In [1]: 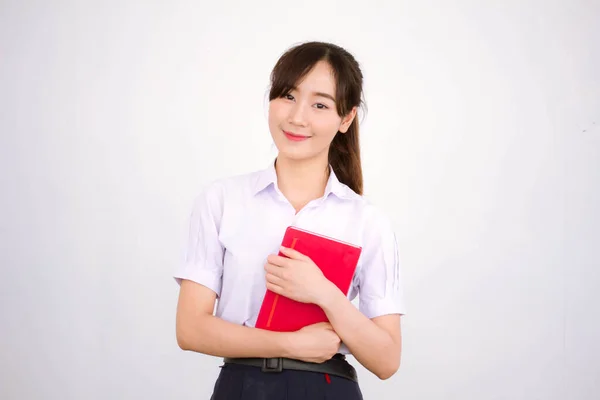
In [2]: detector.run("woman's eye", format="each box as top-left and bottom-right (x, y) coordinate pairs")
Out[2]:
(314, 103), (328, 109)
(284, 94), (294, 101)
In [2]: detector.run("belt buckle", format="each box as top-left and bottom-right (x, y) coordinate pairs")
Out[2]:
(262, 357), (283, 373)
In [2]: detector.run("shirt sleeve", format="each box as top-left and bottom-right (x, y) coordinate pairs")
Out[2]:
(357, 208), (406, 318)
(173, 182), (225, 297)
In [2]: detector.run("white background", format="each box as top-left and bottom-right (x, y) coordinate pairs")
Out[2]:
(1, 1), (599, 399)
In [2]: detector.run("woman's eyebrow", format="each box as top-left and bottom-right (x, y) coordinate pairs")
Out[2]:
(312, 92), (336, 102)
(289, 86), (336, 102)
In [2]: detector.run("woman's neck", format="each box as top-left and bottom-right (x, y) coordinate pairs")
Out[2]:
(274, 156), (330, 212)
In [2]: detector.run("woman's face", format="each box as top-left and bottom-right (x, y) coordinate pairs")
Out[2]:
(268, 61), (355, 163)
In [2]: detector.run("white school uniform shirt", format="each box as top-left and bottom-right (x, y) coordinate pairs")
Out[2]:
(174, 161), (406, 354)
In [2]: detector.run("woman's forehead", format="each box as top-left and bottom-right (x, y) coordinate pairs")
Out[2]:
(293, 61), (336, 96)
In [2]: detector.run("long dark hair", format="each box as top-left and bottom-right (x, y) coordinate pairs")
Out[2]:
(268, 41), (365, 195)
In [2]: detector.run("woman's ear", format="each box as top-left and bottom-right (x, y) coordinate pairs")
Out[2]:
(339, 107), (357, 133)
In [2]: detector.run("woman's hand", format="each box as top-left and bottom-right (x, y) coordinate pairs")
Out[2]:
(288, 322), (341, 363)
(264, 246), (335, 305)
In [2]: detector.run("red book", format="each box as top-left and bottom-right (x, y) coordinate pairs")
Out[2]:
(255, 226), (362, 332)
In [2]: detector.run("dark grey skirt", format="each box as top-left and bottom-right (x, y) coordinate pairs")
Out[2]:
(209, 363), (363, 400)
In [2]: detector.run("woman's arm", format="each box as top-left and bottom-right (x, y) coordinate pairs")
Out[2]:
(176, 279), (341, 362)
(265, 245), (403, 379)
(176, 280), (291, 357)
(317, 285), (401, 380)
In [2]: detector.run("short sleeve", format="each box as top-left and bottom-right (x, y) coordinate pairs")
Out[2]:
(357, 209), (406, 318)
(173, 183), (225, 296)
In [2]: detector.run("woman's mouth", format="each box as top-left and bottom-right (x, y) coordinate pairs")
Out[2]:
(283, 130), (310, 142)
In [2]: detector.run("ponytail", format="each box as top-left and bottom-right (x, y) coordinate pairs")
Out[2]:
(328, 118), (363, 195)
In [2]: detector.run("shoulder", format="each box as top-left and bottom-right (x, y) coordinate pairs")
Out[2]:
(350, 195), (397, 246)
(342, 190), (395, 228)
(187, 169), (265, 225)
(193, 168), (264, 202)
(328, 178), (397, 235)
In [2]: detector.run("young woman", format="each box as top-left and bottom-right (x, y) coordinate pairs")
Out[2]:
(174, 41), (406, 399)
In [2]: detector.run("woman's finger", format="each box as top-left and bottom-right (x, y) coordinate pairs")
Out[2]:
(265, 272), (285, 286)
(267, 254), (294, 267)
(264, 262), (285, 278)
(279, 246), (309, 261)
(266, 281), (284, 295)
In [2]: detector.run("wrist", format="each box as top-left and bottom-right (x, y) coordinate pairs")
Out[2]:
(276, 331), (298, 359)
(315, 279), (344, 310)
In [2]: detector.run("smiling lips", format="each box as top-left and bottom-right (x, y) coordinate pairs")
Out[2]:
(283, 130), (310, 142)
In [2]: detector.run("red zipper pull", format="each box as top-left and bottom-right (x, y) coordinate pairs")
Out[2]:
(324, 373), (331, 384)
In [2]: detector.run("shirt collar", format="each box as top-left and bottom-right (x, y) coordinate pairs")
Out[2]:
(252, 158), (356, 200)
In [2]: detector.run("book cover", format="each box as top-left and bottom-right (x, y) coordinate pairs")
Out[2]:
(255, 226), (362, 332)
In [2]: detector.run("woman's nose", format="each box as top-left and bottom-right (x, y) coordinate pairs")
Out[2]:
(289, 102), (308, 127)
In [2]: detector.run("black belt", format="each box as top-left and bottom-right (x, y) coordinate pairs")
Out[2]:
(222, 354), (358, 382)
